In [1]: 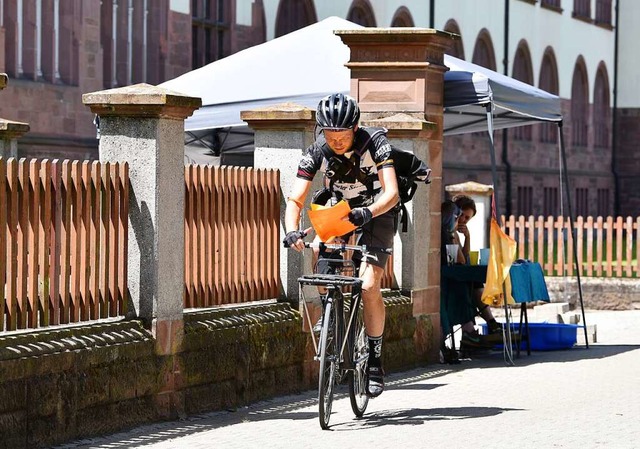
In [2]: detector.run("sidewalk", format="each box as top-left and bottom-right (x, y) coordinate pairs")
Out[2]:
(58, 310), (640, 449)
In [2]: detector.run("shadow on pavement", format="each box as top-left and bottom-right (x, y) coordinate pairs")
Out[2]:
(390, 383), (446, 391)
(58, 366), (456, 448)
(457, 343), (640, 369)
(61, 345), (639, 448)
(333, 405), (522, 430)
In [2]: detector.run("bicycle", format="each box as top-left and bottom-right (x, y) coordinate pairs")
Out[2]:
(297, 240), (392, 430)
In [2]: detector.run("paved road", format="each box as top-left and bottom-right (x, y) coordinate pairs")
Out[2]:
(59, 310), (640, 449)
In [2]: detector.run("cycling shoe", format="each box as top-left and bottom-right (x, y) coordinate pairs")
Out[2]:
(366, 365), (385, 398)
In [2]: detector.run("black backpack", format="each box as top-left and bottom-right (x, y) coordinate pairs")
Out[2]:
(390, 144), (432, 231)
(316, 127), (431, 232)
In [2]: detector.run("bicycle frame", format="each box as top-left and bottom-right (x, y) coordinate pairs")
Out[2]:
(295, 240), (392, 429)
(298, 243), (391, 429)
(299, 273), (362, 363)
(299, 272), (365, 429)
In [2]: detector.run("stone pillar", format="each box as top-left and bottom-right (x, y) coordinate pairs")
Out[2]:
(83, 83), (200, 418)
(445, 181), (494, 250)
(0, 119), (29, 158)
(241, 103), (319, 303)
(336, 28), (457, 359)
(0, 74), (30, 159)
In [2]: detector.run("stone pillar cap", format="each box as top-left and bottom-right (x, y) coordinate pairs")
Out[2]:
(445, 181), (494, 195)
(335, 27), (459, 41)
(82, 83), (202, 120)
(0, 118), (30, 138)
(362, 113), (436, 132)
(336, 28), (458, 67)
(241, 102), (315, 129)
(0, 74), (7, 90)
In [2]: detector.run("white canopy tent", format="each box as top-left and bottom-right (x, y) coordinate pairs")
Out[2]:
(160, 17), (587, 353)
(160, 16), (562, 166)
(161, 16), (562, 139)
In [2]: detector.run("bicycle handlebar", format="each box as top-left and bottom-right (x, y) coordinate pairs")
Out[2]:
(304, 241), (392, 255)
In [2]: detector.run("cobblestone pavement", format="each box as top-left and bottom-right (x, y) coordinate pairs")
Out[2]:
(59, 310), (640, 449)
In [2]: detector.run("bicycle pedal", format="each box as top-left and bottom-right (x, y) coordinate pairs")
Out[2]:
(312, 317), (323, 333)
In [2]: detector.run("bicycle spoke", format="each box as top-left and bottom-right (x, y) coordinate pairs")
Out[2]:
(299, 254), (368, 428)
(318, 299), (337, 429)
(349, 302), (369, 417)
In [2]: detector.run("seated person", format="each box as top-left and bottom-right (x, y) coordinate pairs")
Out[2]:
(452, 195), (502, 337)
(441, 201), (501, 358)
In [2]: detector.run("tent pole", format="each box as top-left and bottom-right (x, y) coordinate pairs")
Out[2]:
(558, 121), (589, 349)
(429, 0), (435, 28)
(486, 105), (515, 365)
(486, 105), (501, 219)
(502, 0), (512, 215)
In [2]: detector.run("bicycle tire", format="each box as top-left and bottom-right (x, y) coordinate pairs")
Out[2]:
(318, 297), (337, 429)
(348, 301), (369, 417)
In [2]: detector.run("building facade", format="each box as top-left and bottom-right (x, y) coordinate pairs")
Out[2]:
(0, 0), (637, 216)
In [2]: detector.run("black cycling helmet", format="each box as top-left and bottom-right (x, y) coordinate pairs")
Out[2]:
(316, 93), (360, 129)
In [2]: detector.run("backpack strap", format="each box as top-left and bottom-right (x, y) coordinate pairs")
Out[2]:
(351, 127), (387, 156)
(398, 178), (419, 203)
(319, 138), (375, 197)
(399, 203), (408, 232)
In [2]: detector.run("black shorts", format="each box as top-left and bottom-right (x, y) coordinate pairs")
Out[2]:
(349, 209), (396, 269)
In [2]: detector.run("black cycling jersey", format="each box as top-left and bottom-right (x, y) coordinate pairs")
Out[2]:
(296, 127), (394, 208)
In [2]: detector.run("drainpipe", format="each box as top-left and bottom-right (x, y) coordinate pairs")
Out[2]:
(502, 0), (512, 215)
(429, 0), (435, 28)
(611, 0), (620, 215)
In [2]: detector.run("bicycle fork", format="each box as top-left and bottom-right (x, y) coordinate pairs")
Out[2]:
(343, 288), (366, 370)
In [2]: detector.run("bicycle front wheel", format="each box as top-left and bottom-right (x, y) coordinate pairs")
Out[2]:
(318, 297), (337, 430)
(348, 301), (369, 417)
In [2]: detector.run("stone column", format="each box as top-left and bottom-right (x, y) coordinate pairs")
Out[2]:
(83, 83), (200, 418)
(336, 28), (457, 359)
(0, 119), (29, 158)
(241, 103), (319, 304)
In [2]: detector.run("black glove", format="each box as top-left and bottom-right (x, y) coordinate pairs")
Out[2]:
(348, 207), (373, 227)
(283, 230), (306, 248)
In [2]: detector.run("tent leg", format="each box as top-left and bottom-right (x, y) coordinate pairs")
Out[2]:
(558, 122), (589, 349)
(485, 105), (515, 365)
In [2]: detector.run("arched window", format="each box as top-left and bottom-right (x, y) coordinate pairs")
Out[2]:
(391, 6), (414, 27)
(593, 64), (611, 148)
(595, 0), (612, 25)
(192, 0), (233, 71)
(275, 0), (317, 37)
(541, 0), (561, 7)
(539, 48), (560, 143)
(574, 0), (591, 18)
(571, 58), (589, 147)
(229, 2), (266, 54)
(512, 41), (534, 141)
(347, 0), (376, 27)
(471, 29), (496, 71)
(443, 19), (464, 60)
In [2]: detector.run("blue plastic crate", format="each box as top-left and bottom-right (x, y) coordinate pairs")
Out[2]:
(481, 322), (579, 351)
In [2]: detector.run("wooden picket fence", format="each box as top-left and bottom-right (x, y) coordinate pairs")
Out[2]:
(381, 254), (395, 288)
(184, 165), (280, 308)
(0, 158), (129, 332)
(501, 215), (640, 278)
(344, 234), (395, 289)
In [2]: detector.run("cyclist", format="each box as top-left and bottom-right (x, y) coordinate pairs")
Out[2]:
(283, 93), (399, 398)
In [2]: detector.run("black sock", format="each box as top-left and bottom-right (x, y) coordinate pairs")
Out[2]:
(368, 335), (383, 366)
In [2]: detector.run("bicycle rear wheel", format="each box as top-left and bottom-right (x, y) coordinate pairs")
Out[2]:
(348, 301), (369, 417)
(318, 297), (337, 429)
